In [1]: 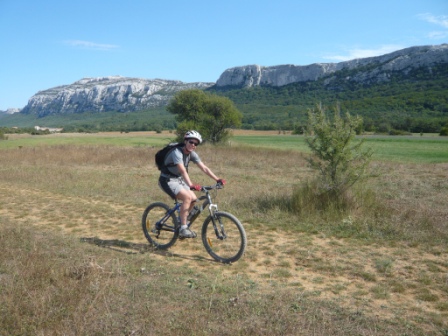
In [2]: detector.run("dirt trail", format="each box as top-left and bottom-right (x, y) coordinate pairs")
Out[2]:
(1, 183), (447, 323)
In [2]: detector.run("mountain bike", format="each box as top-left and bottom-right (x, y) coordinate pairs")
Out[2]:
(142, 183), (247, 263)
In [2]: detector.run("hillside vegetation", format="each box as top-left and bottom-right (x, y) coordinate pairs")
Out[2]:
(209, 63), (448, 133)
(0, 107), (174, 133)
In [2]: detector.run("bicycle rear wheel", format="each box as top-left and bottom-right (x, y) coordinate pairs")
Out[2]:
(201, 211), (247, 263)
(142, 202), (179, 249)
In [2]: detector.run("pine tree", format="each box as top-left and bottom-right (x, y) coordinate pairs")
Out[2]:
(305, 103), (373, 198)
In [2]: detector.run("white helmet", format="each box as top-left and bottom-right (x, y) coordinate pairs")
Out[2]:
(184, 130), (202, 144)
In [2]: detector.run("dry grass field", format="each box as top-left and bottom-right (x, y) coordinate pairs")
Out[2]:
(0, 132), (447, 335)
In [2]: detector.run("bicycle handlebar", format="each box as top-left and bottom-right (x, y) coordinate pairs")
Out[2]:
(190, 182), (224, 192)
(201, 182), (224, 192)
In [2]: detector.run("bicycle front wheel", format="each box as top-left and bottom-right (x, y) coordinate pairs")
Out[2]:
(201, 211), (247, 263)
(142, 202), (179, 249)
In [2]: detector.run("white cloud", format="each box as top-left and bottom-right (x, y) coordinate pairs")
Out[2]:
(64, 40), (119, 51)
(323, 45), (404, 62)
(418, 13), (448, 29)
(428, 31), (448, 39)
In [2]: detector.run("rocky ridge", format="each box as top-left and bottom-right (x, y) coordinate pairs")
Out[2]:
(21, 76), (213, 117)
(0, 108), (20, 115)
(215, 44), (448, 87)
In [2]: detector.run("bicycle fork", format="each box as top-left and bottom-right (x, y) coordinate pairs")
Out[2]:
(209, 203), (227, 240)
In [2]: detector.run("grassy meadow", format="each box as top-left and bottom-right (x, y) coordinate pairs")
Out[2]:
(0, 131), (447, 335)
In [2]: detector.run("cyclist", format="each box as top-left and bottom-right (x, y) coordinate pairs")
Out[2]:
(158, 130), (226, 238)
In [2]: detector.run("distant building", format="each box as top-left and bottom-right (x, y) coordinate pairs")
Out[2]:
(34, 126), (63, 133)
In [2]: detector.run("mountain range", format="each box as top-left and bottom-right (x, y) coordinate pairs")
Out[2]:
(1, 43), (447, 129)
(215, 44), (447, 87)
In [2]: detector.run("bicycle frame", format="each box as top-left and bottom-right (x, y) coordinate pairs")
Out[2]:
(190, 191), (216, 223)
(156, 185), (222, 236)
(155, 203), (180, 233)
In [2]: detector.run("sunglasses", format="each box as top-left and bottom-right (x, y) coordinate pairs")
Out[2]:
(188, 140), (199, 146)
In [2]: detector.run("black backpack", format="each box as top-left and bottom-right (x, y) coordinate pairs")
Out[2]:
(155, 143), (184, 172)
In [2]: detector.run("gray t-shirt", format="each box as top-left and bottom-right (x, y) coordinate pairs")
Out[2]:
(163, 147), (201, 177)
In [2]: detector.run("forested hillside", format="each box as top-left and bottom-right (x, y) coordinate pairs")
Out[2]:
(0, 107), (175, 133)
(208, 63), (448, 133)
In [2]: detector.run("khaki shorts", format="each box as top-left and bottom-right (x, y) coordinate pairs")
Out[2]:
(158, 176), (190, 199)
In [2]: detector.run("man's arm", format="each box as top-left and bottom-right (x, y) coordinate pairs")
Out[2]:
(196, 161), (220, 181)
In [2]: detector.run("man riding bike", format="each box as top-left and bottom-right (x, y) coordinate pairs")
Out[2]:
(158, 130), (226, 238)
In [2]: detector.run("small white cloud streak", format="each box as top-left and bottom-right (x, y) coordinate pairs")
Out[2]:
(64, 40), (119, 51)
(418, 13), (448, 29)
(428, 31), (448, 39)
(323, 45), (404, 62)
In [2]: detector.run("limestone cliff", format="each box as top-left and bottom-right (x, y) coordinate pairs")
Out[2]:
(21, 76), (213, 117)
(215, 44), (448, 88)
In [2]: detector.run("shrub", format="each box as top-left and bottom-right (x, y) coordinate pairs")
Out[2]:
(302, 103), (373, 203)
(292, 124), (305, 135)
(440, 127), (448, 136)
(389, 129), (412, 135)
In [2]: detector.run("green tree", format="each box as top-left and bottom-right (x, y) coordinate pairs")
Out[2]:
(167, 89), (242, 144)
(305, 103), (373, 198)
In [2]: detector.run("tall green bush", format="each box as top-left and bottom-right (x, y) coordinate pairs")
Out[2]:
(304, 103), (373, 199)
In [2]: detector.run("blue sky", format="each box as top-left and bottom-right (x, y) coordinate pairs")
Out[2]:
(0, 0), (447, 111)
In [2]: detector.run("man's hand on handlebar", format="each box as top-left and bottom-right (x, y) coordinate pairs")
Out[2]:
(217, 179), (226, 186)
(190, 184), (202, 191)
